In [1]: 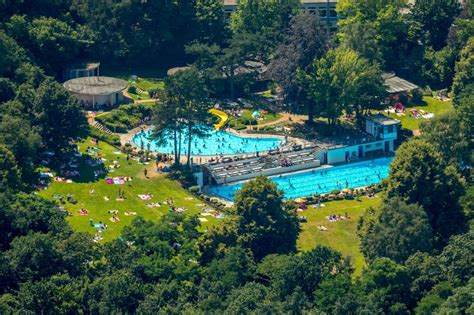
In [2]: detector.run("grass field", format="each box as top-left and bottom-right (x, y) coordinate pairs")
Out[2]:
(297, 197), (381, 276)
(387, 96), (453, 131)
(39, 137), (377, 275)
(38, 139), (218, 241)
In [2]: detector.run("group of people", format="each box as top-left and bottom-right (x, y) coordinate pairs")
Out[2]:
(326, 213), (350, 222)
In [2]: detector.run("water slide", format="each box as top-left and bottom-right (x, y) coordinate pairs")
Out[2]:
(208, 108), (228, 130)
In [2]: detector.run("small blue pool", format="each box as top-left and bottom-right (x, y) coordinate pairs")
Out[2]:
(208, 157), (393, 201)
(133, 125), (283, 156)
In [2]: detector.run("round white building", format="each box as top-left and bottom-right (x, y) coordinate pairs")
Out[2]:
(64, 76), (128, 108)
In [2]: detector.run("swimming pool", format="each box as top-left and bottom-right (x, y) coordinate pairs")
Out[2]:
(208, 157), (393, 201)
(132, 126), (283, 156)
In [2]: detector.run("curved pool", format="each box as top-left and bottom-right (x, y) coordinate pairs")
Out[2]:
(132, 126), (283, 156)
(208, 157), (393, 201)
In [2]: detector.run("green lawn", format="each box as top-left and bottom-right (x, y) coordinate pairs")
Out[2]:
(297, 196), (382, 276)
(128, 78), (164, 100)
(39, 138), (376, 275)
(387, 96), (453, 131)
(38, 139), (218, 241)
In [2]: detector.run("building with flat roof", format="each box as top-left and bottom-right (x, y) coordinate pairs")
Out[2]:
(64, 76), (128, 108)
(63, 62), (100, 81)
(223, 0), (338, 24)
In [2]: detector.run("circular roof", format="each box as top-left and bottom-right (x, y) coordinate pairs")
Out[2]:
(63, 76), (128, 96)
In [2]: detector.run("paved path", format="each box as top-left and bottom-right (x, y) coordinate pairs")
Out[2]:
(123, 90), (158, 104)
(255, 112), (307, 128)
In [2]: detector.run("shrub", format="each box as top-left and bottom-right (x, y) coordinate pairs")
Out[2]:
(89, 127), (121, 146)
(189, 186), (200, 193)
(411, 88), (424, 104)
(128, 85), (137, 94)
(95, 104), (154, 133)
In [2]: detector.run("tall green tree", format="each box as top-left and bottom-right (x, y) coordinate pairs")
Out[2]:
(0, 145), (21, 192)
(230, 0), (300, 59)
(232, 176), (300, 260)
(30, 78), (88, 153)
(153, 68), (209, 167)
(358, 258), (413, 314)
(268, 12), (329, 123)
(359, 198), (434, 263)
(302, 47), (386, 125)
(196, 0), (227, 44)
(452, 37), (474, 106)
(409, 0), (461, 50)
(387, 139), (466, 244)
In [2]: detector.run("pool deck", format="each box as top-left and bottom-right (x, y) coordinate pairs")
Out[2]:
(119, 125), (313, 164)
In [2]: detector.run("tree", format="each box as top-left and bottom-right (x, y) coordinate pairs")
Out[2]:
(0, 112), (41, 181)
(340, 20), (382, 65)
(452, 37), (474, 106)
(359, 198), (434, 263)
(387, 139), (466, 244)
(434, 278), (474, 314)
(303, 47), (386, 125)
(268, 12), (329, 123)
(420, 106), (473, 169)
(230, 0), (300, 60)
(153, 68), (210, 168)
(0, 30), (27, 77)
(5, 15), (95, 76)
(196, 0), (227, 44)
(232, 176), (300, 260)
(314, 274), (355, 314)
(5, 233), (63, 283)
(409, 0), (461, 50)
(437, 228), (474, 285)
(86, 270), (145, 314)
(14, 274), (87, 314)
(225, 282), (269, 314)
(415, 281), (454, 315)
(0, 145), (21, 191)
(358, 257), (413, 314)
(0, 78), (15, 103)
(15, 78), (88, 153)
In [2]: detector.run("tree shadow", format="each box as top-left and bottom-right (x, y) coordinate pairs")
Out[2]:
(42, 148), (108, 184)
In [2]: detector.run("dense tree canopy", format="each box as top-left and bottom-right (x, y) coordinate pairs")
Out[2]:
(387, 139), (466, 244)
(0, 1), (472, 314)
(302, 47), (386, 124)
(359, 198), (434, 263)
(232, 176), (300, 260)
(268, 12), (329, 122)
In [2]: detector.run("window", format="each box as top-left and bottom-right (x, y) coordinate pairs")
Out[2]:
(388, 125), (394, 133)
(319, 9), (327, 17)
(376, 143), (382, 147)
(365, 144), (372, 149)
(329, 8), (337, 17)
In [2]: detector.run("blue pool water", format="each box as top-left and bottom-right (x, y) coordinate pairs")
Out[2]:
(208, 157), (393, 201)
(133, 126), (283, 156)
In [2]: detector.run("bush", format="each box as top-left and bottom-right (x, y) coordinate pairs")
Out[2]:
(189, 186), (200, 193)
(95, 103), (154, 133)
(89, 127), (121, 146)
(128, 85), (137, 94)
(411, 88), (424, 104)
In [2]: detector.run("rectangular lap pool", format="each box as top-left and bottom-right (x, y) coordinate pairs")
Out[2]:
(208, 157), (393, 201)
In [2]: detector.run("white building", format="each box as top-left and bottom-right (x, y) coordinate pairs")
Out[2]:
(63, 76), (128, 108)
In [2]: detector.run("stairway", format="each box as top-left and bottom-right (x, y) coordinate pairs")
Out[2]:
(91, 120), (113, 134)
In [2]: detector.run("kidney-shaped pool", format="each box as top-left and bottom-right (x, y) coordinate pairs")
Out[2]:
(133, 125), (283, 156)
